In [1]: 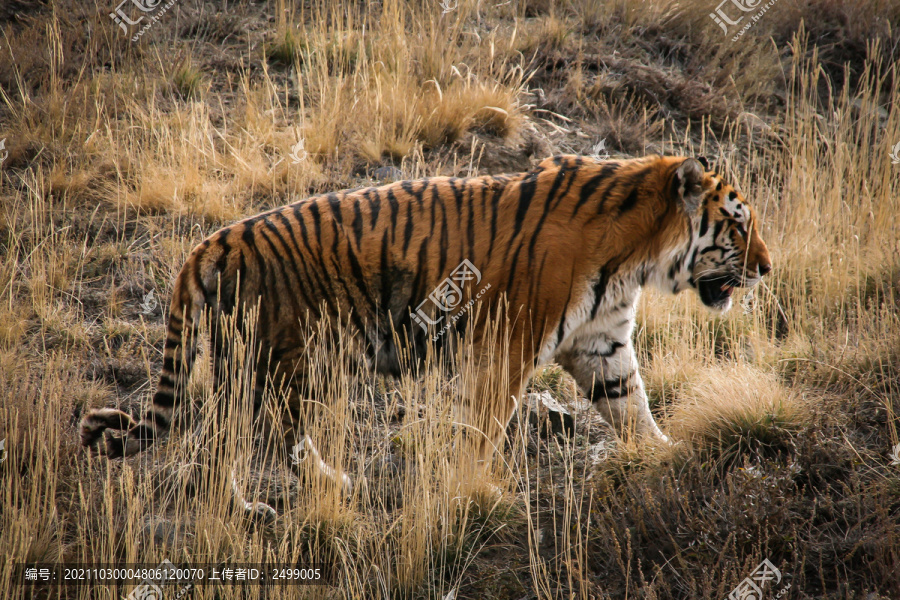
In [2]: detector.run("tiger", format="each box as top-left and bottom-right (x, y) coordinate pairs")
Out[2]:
(81, 154), (772, 501)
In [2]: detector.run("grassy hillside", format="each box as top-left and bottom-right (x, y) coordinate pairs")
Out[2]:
(1, 0), (899, 598)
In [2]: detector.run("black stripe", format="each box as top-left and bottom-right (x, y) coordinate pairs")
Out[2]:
(589, 269), (610, 319)
(429, 185), (437, 236)
(555, 285), (574, 348)
(402, 202), (414, 255)
(589, 376), (631, 401)
(527, 165), (573, 264)
(153, 386), (176, 407)
(190, 260), (210, 311)
(293, 205), (314, 252)
(618, 185), (640, 215)
(698, 210), (710, 237)
(309, 202), (322, 238)
(466, 183), (476, 262)
(412, 238), (430, 301)
(670, 171), (681, 202)
(449, 178), (464, 219)
(512, 172), (539, 239)
(599, 340), (625, 357)
(344, 238), (378, 315)
(386, 188), (400, 241)
(379, 232), (391, 315)
(487, 181), (503, 259)
(713, 219), (726, 240)
(240, 224), (271, 334)
(368, 191), (382, 229)
(505, 243), (523, 291)
(405, 179), (427, 205)
(352, 199), (364, 244)
(258, 220), (304, 318)
(326, 193), (343, 225)
(528, 253), (545, 308)
(572, 169), (612, 216)
(269, 212), (319, 312)
(144, 410), (169, 430)
(292, 208), (331, 318)
(293, 206), (335, 310)
(159, 369), (176, 387)
(215, 234), (230, 277)
(435, 188), (448, 278)
(330, 212), (341, 255)
(549, 163), (583, 211)
(328, 256), (366, 335)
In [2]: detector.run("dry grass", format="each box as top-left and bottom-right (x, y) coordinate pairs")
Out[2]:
(1, 0), (899, 598)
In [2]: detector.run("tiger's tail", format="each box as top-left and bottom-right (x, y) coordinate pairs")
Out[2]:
(81, 268), (202, 458)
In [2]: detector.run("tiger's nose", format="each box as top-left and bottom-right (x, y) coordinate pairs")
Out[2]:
(758, 262), (772, 276)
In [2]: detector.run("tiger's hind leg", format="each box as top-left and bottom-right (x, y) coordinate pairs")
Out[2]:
(205, 330), (281, 523)
(262, 344), (356, 499)
(226, 350), (355, 521)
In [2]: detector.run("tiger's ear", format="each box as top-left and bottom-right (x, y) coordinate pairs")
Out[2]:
(696, 156), (710, 170)
(674, 158), (705, 215)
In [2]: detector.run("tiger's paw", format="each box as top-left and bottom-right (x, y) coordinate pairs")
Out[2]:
(230, 471), (278, 524)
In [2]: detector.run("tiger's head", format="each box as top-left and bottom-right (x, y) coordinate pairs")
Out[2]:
(671, 157), (772, 311)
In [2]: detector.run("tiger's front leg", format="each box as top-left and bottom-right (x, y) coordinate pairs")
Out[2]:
(556, 337), (669, 444)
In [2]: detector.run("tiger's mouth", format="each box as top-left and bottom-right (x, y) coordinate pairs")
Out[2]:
(696, 274), (742, 309)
